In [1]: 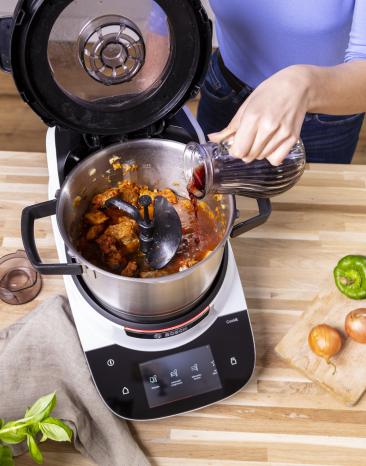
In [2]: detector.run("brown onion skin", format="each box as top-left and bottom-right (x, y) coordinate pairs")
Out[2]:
(345, 309), (366, 344)
(308, 324), (343, 361)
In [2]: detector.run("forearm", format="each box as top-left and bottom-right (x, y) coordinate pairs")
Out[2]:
(211, 59), (366, 164)
(297, 61), (366, 115)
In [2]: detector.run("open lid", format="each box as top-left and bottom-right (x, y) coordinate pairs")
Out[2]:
(8, 0), (211, 135)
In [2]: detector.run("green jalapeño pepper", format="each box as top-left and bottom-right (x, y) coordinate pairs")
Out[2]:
(334, 255), (366, 300)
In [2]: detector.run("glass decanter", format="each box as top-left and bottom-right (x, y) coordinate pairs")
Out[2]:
(184, 138), (306, 199)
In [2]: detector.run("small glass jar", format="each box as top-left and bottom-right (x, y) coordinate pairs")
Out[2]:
(0, 250), (42, 305)
(184, 138), (306, 199)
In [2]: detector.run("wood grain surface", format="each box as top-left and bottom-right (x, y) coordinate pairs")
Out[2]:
(1, 153), (366, 466)
(276, 286), (366, 406)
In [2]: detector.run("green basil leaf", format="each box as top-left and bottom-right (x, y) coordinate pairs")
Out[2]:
(25, 393), (56, 423)
(0, 422), (27, 444)
(26, 435), (43, 464)
(39, 433), (48, 443)
(0, 445), (14, 466)
(39, 418), (72, 443)
(29, 422), (41, 438)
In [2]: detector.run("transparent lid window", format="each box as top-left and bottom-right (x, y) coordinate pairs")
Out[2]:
(47, 0), (172, 108)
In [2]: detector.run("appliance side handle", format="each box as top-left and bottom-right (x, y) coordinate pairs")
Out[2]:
(21, 199), (83, 275)
(230, 198), (272, 238)
(0, 16), (13, 72)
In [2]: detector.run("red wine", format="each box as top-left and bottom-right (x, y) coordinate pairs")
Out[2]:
(187, 163), (206, 200)
(187, 164), (207, 243)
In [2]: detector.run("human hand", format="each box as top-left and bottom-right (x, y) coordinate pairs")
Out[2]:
(209, 65), (311, 165)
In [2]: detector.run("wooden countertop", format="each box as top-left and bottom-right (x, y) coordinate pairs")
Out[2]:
(1, 152), (366, 466)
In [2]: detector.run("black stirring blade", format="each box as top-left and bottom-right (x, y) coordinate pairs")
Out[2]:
(147, 196), (182, 269)
(105, 194), (182, 269)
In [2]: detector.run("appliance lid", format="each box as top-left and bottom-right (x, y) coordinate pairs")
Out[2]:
(8, 0), (211, 135)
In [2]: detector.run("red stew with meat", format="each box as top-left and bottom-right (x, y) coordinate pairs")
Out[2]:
(77, 180), (223, 278)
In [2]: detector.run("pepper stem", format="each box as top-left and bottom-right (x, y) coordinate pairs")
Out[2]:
(340, 276), (355, 286)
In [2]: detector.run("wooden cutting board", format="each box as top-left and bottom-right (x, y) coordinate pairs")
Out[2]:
(275, 282), (366, 406)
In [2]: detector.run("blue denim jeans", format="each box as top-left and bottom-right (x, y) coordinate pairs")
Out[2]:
(197, 51), (365, 164)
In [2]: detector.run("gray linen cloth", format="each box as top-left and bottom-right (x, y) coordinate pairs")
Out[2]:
(0, 295), (150, 466)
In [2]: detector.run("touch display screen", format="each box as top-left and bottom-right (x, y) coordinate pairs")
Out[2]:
(139, 345), (222, 408)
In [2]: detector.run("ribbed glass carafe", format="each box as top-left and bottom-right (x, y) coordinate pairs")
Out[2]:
(184, 139), (306, 199)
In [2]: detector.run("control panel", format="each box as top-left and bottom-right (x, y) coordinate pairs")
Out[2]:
(86, 310), (255, 420)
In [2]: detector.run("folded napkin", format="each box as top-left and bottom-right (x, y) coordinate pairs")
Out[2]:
(0, 295), (150, 466)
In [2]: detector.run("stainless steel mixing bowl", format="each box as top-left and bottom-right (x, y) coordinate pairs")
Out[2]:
(21, 139), (271, 322)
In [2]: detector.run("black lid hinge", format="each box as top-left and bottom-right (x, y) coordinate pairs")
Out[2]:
(83, 134), (103, 150)
(128, 120), (166, 140)
(190, 84), (201, 99)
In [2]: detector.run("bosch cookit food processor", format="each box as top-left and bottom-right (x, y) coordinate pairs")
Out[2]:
(0, 0), (305, 420)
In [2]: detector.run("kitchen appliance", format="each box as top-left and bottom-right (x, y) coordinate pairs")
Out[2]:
(0, 0), (273, 420)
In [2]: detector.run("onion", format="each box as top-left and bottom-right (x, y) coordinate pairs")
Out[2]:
(308, 324), (343, 372)
(345, 309), (366, 343)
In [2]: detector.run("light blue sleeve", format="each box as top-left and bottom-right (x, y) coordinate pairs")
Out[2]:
(345, 0), (366, 61)
(149, 1), (169, 36)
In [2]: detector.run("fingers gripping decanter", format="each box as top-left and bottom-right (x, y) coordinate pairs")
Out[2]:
(184, 138), (306, 199)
